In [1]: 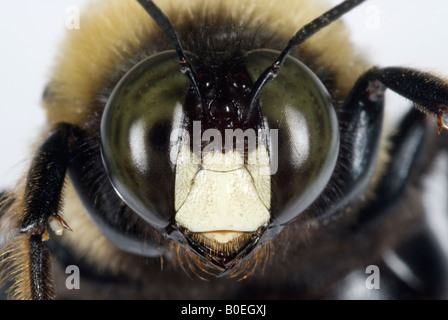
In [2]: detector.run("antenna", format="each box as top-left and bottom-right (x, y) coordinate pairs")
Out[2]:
(136, 0), (207, 119)
(244, 0), (367, 124)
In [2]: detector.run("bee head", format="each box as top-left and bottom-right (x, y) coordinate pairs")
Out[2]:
(100, 0), (365, 276)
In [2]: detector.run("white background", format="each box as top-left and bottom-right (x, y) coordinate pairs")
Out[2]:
(1, 0), (448, 189)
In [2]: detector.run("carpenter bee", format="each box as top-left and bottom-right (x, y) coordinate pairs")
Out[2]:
(1, 0), (448, 300)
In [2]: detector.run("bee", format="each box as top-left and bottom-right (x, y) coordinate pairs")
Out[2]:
(1, 0), (448, 300)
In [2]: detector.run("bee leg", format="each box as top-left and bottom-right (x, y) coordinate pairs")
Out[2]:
(314, 67), (448, 219)
(317, 70), (448, 298)
(358, 108), (430, 224)
(7, 123), (74, 299)
(340, 66), (448, 221)
(21, 123), (73, 238)
(361, 67), (448, 133)
(314, 69), (386, 219)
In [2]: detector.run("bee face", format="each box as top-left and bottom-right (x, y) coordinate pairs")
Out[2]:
(2, 0), (448, 300)
(99, 47), (339, 271)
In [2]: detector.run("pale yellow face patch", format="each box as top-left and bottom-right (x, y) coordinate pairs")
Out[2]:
(174, 144), (271, 242)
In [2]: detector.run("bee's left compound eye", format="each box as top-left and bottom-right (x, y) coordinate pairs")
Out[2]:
(101, 51), (190, 230)
(244, 50), (339, 229)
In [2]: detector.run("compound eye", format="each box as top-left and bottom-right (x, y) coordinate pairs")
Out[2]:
(101, 50), (190, 229)
(245, 50), (339, 227)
